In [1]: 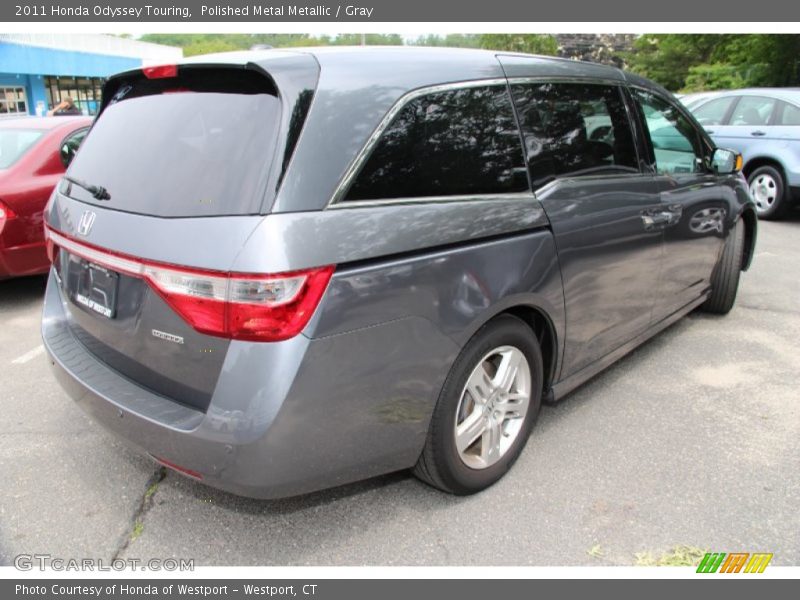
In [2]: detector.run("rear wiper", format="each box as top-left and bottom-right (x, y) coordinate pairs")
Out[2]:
(64, 176), (111, 201)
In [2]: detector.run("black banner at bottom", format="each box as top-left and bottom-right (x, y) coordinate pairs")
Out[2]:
(2, 579), (795, 600)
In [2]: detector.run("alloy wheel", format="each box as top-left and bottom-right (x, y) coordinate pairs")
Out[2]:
(453, 345), (531, 469)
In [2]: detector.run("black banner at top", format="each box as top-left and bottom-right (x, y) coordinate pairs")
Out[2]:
(3, 0), (800, 22)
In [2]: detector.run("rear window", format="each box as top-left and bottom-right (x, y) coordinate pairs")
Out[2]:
(0, 129), (43, 169)
(65, 68), (280, 217)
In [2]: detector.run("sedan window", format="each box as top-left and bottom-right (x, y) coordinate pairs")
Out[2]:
(692, 96), (735, 126)
(778, 102), (800, 126)
(729, 96), (776, 126)
(0, 129), (43, 169)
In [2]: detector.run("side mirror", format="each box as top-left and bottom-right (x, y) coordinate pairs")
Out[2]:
(60, 143), (77, 168)
(711, 148), (742, 175)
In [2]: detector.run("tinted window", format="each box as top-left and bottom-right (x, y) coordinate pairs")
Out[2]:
(66, 69), (280, 217)
(509, 82), (638, 190)
(633, 89), (702, 176)
(692, 96), (735, 126)
(344, 85), (528, 201)
(729, 96), (775, 126)
(60, 128), (88, 168)
(0, 129), (43, 169)
(779, 102), (800, 126)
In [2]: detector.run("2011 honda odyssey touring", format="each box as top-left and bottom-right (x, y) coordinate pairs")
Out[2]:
(42, 47), (757, 498)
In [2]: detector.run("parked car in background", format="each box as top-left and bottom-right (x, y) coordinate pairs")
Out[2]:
(679, 91), (722, 111)
(688, 88), (800, 219)
(42, 49), (756, 499)
(1, 116), (92, 278)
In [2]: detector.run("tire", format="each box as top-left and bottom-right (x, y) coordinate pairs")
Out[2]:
(701, 219), (745, 315)
(748, 165), (788, 220)
(413, 314), (543, 495)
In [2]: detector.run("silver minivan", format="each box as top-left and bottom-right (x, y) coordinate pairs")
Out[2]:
(42, 48), (757, 498)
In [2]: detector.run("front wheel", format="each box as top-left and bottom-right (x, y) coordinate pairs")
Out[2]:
(413, 315), (543, 495)
(701, 219), (745, 315)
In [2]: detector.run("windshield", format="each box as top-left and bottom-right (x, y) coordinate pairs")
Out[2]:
(0, 129), (44, 169)
(66, 71), (281, 217)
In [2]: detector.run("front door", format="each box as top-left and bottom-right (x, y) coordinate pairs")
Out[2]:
(508, 80), (664, 378)
(630, 88), (727, 319)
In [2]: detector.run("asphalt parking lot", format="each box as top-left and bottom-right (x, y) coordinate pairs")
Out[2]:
(1, 215), (798, 567)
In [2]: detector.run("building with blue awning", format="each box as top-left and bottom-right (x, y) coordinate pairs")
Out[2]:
(0, 34), (181, 117)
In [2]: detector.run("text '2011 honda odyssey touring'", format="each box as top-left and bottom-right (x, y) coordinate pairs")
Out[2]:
(42, 47), (757, 498)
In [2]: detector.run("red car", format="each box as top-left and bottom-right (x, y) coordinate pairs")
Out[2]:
(0, 116), (92, 278)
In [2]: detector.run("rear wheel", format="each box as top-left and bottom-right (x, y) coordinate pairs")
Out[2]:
(701, 219), (745, 315)
(748, 165), (788, 220)
(414, 315), (543, 495)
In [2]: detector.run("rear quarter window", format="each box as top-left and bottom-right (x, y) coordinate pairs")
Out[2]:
(343, 85), (529, 202)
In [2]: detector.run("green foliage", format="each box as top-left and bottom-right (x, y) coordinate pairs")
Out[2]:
(140, 33), (403, 57)
(684, 64), (748, 92)
(409, 34), (481, 48)
(635, 545), (707, 567)
(477, 34), (557, 55)
(626, 34), (800, 92)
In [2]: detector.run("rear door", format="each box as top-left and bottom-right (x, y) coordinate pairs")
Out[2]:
(773, 100), (800, 139)
(508, 80), (664, 377)
(629, 87), (727, 319)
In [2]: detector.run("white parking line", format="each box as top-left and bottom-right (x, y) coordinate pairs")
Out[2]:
(11, 345), (45, 365)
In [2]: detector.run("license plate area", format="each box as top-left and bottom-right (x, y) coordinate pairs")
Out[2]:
(65, 253), (119, 319)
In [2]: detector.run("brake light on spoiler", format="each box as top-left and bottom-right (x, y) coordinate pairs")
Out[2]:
(142, 64), (178, 79)
(45, 228), (334, 342)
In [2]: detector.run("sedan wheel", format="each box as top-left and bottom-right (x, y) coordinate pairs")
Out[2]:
(749, 173), (777, 212)
(747, 165), (787, 219)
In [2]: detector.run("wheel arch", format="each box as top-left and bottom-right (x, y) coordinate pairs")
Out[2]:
(742, 155), (787, 181)
(460, 302), (560, 400)
(739, 206), (758, 271)
(503, 305), (559, 399)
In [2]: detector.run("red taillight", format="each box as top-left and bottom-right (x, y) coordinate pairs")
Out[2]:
(142, 64), (178, 79)
(0, 201), (16, 220)
(1, 200), (16, 235)
(145, 263), (335, 342)
(45, 228), (335, 342)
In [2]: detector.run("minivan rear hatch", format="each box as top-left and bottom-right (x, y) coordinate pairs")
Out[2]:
(65, 59), (318, 216)
(47, 56), (319, 412)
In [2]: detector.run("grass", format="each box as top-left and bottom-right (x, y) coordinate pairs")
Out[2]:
(144, 480), (160, 501)
(587, 544), (605, 558)
(130, 520), (144, 542)
(635, 545), (707, 567)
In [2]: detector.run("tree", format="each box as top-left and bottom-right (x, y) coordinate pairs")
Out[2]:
(625, 34), (800, 91)
(477, 34), (557, 55)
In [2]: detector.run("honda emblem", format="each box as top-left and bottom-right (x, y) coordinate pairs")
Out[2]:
(78, 210), (96, 236)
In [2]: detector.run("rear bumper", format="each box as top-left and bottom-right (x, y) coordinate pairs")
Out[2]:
(42, 269), (453, 498)
(0, 239), (49, 278)
(0, 214), (49, 278)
